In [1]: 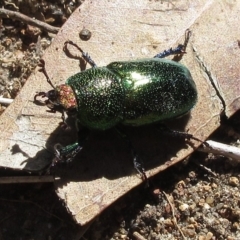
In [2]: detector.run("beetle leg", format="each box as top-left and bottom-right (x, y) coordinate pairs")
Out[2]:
(52, 127), (90, 166)
(154, 29), (191, 58)
(158, 124), (206, 145)
(54, 142), (82, 164)
(63, 40), (97, 68)
(58, 109), (70, 130)
(115, 127), (148, 182)
(38, 59), (56, 89)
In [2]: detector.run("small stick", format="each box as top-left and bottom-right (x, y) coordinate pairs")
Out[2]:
(196, 163), (217, 177)
(163, 191), (186, 239)
(4, 1), (19, 10)
(0, 197), (63, 221)
(0, 97), (13, 105)
(0, 8), (60, 34)
(198, 140), (240, 162)
(0, 175), (54, 184)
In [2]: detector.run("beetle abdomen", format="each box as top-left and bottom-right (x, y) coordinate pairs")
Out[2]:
(66, 67), (125, 130)
(108, 58), (197, 126)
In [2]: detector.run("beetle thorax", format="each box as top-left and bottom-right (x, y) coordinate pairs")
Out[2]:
(56, 84), (77, 110)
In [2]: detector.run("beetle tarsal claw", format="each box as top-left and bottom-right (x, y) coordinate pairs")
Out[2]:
(34, 92), (48, 105)
(54, 143), (73, 163)
(54, 143), (63, 160)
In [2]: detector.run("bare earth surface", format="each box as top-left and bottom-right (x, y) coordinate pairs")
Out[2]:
(1, 1), (240, 240)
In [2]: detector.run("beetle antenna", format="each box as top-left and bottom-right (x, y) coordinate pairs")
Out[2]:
(154, 29), (192, 59)
(183, 29), (192, 52)
(64, 40), (97, 68)
(38, 59), (56, 89)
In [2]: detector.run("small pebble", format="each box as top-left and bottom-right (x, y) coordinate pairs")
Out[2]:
(206, 231), (214, 240)
(206, 196), (214, 205)
(229, 177), (239, 186)
(79, 27), (92, 41)
(199, 199), (205, 207)
(203, 203), (210, 209)
(179, 203), (189, 211)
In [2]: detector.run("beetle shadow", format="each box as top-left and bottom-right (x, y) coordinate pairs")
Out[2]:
(30, 112), (194, 185)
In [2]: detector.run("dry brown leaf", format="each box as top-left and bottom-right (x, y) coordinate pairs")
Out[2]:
(1, 0), (239, 225)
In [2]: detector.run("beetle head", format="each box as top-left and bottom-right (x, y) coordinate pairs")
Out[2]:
(34, 84), (77, 113)
(34, 59), (77, 113)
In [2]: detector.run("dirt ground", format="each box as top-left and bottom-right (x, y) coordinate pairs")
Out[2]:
(1, 1), (240, 239)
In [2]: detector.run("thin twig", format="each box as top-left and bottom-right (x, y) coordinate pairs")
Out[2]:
(196, 163), (217, 177)
(198, 140), (240, 162)
(0, 8), (60, 34)
(163, 191), (186, 239)
(0, 214), (16, 225)
(4, 1), (19, 10)
(0, 197), (63, 221)
(0, 175), (54, 184)
(75, 220), (94, 240)
(0, 97), (13, 105)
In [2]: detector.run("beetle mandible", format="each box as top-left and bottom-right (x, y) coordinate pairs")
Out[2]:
(35, 30), (198, 179)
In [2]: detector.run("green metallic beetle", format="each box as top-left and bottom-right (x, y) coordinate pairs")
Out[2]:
(35, 30), (197, 179)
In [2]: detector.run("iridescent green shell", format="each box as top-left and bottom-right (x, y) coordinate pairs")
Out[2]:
(66, 58), (197, 130)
